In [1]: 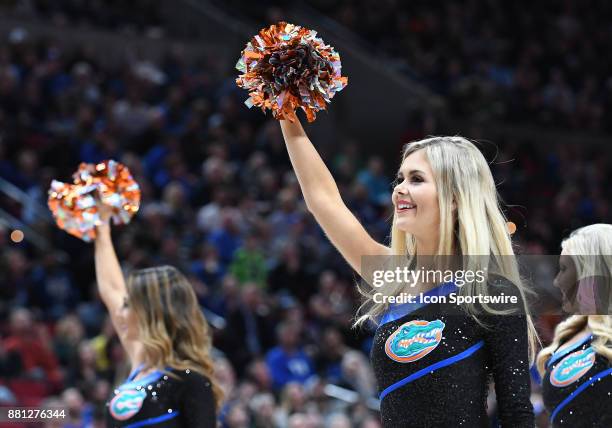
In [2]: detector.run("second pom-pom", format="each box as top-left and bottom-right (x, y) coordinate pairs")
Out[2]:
(47, 160), (140, 242)
(236, 21), (348, 122)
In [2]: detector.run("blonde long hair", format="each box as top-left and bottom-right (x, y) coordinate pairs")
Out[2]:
(355, 136), (538, 362)
(536, 224), (612, 374)
(536, 315), (612, 375)
(560, 224), (612, 313)
(127, 265), (223, 410)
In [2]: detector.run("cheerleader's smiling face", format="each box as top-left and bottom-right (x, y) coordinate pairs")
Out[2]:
(392, 149), (440, 243)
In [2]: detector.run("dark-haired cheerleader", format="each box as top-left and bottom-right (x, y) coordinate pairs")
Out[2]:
(94, 206), (222, 427)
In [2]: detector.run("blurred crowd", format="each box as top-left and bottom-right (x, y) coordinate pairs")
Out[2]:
(1, 0), (163, 33)
(6, 0), (612, 132)
(0, 2), (610, 427)
(0, 33), (387, 428)
(318, 0), (612, 133)
(218, 0), (612, 135)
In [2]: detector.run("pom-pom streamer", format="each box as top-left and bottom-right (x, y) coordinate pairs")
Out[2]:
(236, 22), (348, 122)
(47, 160), (140, 242)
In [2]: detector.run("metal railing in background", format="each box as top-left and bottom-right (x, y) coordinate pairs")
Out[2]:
(288, 2), (611, 149)
(0, 177), (49, 224)
(0, 207), (50, 251)
(288, 2), (443, 159)
(324, 383), (381, 411)
(166, 0), (441, 160)
(292, 2), (610, 148)
(1, 1), (606, 152)
(0, 16), (225, 68)
(202, 308), (226, 330)
(181, 0), (609, 150)
(0, 176), (66, 257)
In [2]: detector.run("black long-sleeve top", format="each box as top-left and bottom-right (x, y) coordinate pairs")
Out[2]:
(370, 279), (534, 427)
(105, 365), (216, 428)
(542, 332), (612, 427)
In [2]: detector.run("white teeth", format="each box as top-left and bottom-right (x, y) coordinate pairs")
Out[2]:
(398, 203), (415, 210)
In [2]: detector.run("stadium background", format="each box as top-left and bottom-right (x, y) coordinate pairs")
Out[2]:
(0, 1), (611, 427)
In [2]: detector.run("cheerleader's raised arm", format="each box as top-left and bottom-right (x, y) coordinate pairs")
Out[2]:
(236, 22), (388, 276)
(94, 206), (139, 363)
(280, 118), (391, 276)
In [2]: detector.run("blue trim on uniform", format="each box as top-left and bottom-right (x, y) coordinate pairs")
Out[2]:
(550, 368), (612, 423)
(124, 411), (180, 428)
(117, 365), (174, 393)
(530, 364), (542, 386)
(547, 334), (593, 369)
(127, 364), (146, 381)
(379, 282), (458, 328)
(379, 340), (484, 401)
(118, 370), (164, 390)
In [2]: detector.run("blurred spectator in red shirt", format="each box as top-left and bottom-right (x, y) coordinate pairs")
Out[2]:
(3, 308), (63, 392)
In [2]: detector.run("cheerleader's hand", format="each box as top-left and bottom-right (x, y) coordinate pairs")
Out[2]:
(98, 203), (114, 225)
(94, 188), (115, 229)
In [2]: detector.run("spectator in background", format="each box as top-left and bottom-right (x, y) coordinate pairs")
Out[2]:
(327, 413), (352, 428)
(273, 382), (311, 427)
(89, 316), (115, 374)
(268, 241), (316, 304)
(308, 270), (353, 330)
(266, 322), (315, 392)
(246, 358), (273, 392)
(0, 337), (22, 380)
(29, 253), (77, 321)
(249, 392), (276, 428)
(41, 397), (70, 428)
(223, 402), (250, 428)
(356, 157), (390, 206)
(190, 242), (226, 288)
(61, 387), (92, 428)
(229, 231), (268, 288)
(339, 351), (376, 399)
(196, 187), (234, 233)
(52, 314), (85, 367)
(268, 187), (303, 248)
(215, 357), (237, 403)
(220, 283), (274, 377)
(3, 308), (63, 392)
(208, 209), (244, 266)
(0, 249), (32, 314)
(64, 341), (102, 393)
(359, 416), (383, 428)
(313, 327), (348, 385)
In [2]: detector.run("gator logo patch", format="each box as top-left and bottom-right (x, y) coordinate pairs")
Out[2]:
(385, 319), (445, 363)
(109, 388), (147, 420)
(550, 347), (596, 387)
